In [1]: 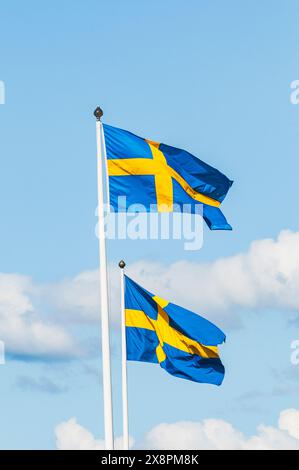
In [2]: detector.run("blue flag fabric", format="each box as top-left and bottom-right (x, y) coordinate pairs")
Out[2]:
(104, 123), (233, 230)
(125, 276), (226, 386)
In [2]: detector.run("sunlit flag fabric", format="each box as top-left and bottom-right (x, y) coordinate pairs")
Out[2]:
(125, 276), (226, 386)
(103, 124), (233, 230)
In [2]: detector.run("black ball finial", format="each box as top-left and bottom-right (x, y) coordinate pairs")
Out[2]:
(94, 107), (103, 121)
(119, 260), (126, 269)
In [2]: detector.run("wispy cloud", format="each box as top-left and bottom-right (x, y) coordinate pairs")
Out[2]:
(15, 375), (68, 394)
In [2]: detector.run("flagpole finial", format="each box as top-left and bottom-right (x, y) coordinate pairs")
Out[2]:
(119, 260), (126, 269)
(94, 106), (104, 121)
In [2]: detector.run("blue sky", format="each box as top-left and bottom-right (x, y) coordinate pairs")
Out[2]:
(1, 0), (299, 449)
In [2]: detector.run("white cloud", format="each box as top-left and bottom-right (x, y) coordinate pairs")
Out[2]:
(45, 270), (100, 324)
(279, 408), (299, 440)
(128, 230), (299, 326)
(55, 418), (133, 450)
(142, 420), (245, 450)
(44, 230), (299, 327)
(143, 410), (299, 450)
(142, 412), (299, 450)
(55, 418), (105, 450)
(43, 268), (120, 326)
(55, 409), (299, 450)
(4, 230), (299, 358)
(0, 273), (79, 360)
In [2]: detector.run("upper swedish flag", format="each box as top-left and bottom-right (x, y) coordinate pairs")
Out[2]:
(125, 276), (226, 386)
(103, 124), (233, 230)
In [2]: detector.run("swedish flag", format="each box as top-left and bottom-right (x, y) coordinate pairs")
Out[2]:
(125, 276), (226, 386)
(104, 124), (233, 230)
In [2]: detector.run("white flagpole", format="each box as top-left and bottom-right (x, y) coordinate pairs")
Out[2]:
(119, 260), (129, 450)
(94, 107), (114, 450)
(100, 123), (111, 209)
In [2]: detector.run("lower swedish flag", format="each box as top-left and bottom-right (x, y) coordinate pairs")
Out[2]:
(104, 124), (233, 230)
(125, 276), (226, 386)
